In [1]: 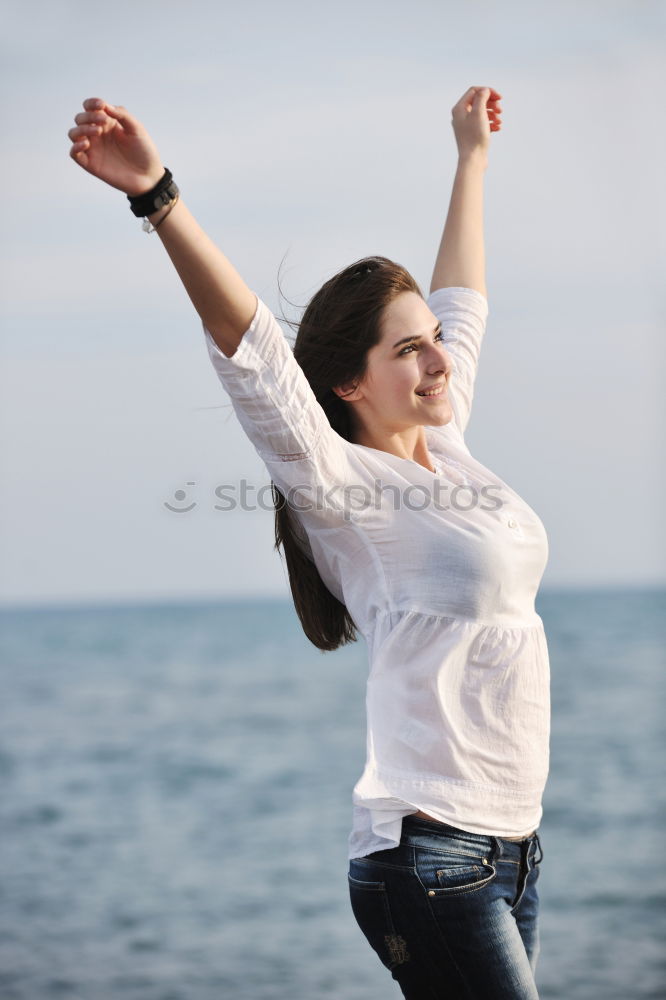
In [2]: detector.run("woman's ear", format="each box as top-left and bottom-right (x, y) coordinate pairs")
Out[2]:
(332, 380), (363, 402)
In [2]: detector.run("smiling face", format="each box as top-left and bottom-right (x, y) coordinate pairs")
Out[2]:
(335, 291), (454, 443)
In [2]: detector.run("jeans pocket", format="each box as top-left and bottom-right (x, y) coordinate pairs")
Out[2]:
(415, 846), (497, 898)
(348, 866), (409, 971)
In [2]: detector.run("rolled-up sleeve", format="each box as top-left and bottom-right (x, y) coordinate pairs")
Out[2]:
(426, 286), (488, 434)
(203, 295), (362, 524)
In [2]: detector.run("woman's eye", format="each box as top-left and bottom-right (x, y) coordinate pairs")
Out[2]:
(399, 330), (444, 356)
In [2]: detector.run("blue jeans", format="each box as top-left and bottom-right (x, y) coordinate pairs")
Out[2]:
(348, 814), (544, 999)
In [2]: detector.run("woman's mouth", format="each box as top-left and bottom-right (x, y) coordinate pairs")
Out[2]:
(416, 384), (446, 398)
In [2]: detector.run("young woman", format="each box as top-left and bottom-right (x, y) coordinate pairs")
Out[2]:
(68, 85), (549, 999)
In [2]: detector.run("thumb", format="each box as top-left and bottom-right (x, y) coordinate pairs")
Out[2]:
(102, 102), (143, 136)
(474, 87), (491, 109)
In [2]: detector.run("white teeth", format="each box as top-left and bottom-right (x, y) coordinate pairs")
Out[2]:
(417, 386), (443, 396)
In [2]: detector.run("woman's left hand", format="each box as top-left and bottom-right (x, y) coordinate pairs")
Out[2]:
(451, 86), (502, 161)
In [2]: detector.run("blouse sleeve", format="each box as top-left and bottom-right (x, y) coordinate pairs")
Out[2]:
(426, 286), (489, 435)
(202, 294), (363, 528)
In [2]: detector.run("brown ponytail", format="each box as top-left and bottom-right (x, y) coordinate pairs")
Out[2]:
(273, 256), (422, 651)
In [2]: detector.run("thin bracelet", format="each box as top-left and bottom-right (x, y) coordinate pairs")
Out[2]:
(142, 193), (180, 234)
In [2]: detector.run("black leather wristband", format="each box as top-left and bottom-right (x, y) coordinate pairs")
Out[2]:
(128, 168), (179, 217)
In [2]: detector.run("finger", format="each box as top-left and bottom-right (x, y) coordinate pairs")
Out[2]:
(70, 122), (103, 140)
(68, 124), (101, 141)
(74, 110), (107, 126)
(69, 137), (90, 165)
(83, 97), (105, 112)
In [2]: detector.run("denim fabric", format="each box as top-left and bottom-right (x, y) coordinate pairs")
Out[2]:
(348, 814), (544, 999)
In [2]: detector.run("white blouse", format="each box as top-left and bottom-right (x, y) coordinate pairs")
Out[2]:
(203, 286), (550, 860)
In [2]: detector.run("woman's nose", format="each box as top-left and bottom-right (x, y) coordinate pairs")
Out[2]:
(426, 345), (452, 377)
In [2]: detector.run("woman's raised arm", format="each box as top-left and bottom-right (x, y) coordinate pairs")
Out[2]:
(429, 86), (502, 299)
(68, 98), (256, 356)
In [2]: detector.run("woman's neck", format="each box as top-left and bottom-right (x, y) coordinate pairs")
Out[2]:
(352, 425), (435, 472)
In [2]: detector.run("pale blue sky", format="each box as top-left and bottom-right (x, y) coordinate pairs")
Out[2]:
(1, 0), (664, 605)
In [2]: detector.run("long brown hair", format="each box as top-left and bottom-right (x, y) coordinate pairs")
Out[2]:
(273, 255), (423, 651)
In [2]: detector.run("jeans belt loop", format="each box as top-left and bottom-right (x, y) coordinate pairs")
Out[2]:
(490, 835), (502, 862)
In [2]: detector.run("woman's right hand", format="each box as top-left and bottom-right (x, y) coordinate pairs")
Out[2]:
(68, 98), (165, 197)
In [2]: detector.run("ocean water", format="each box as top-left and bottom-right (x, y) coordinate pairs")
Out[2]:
(0, 587), (664, 1000)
